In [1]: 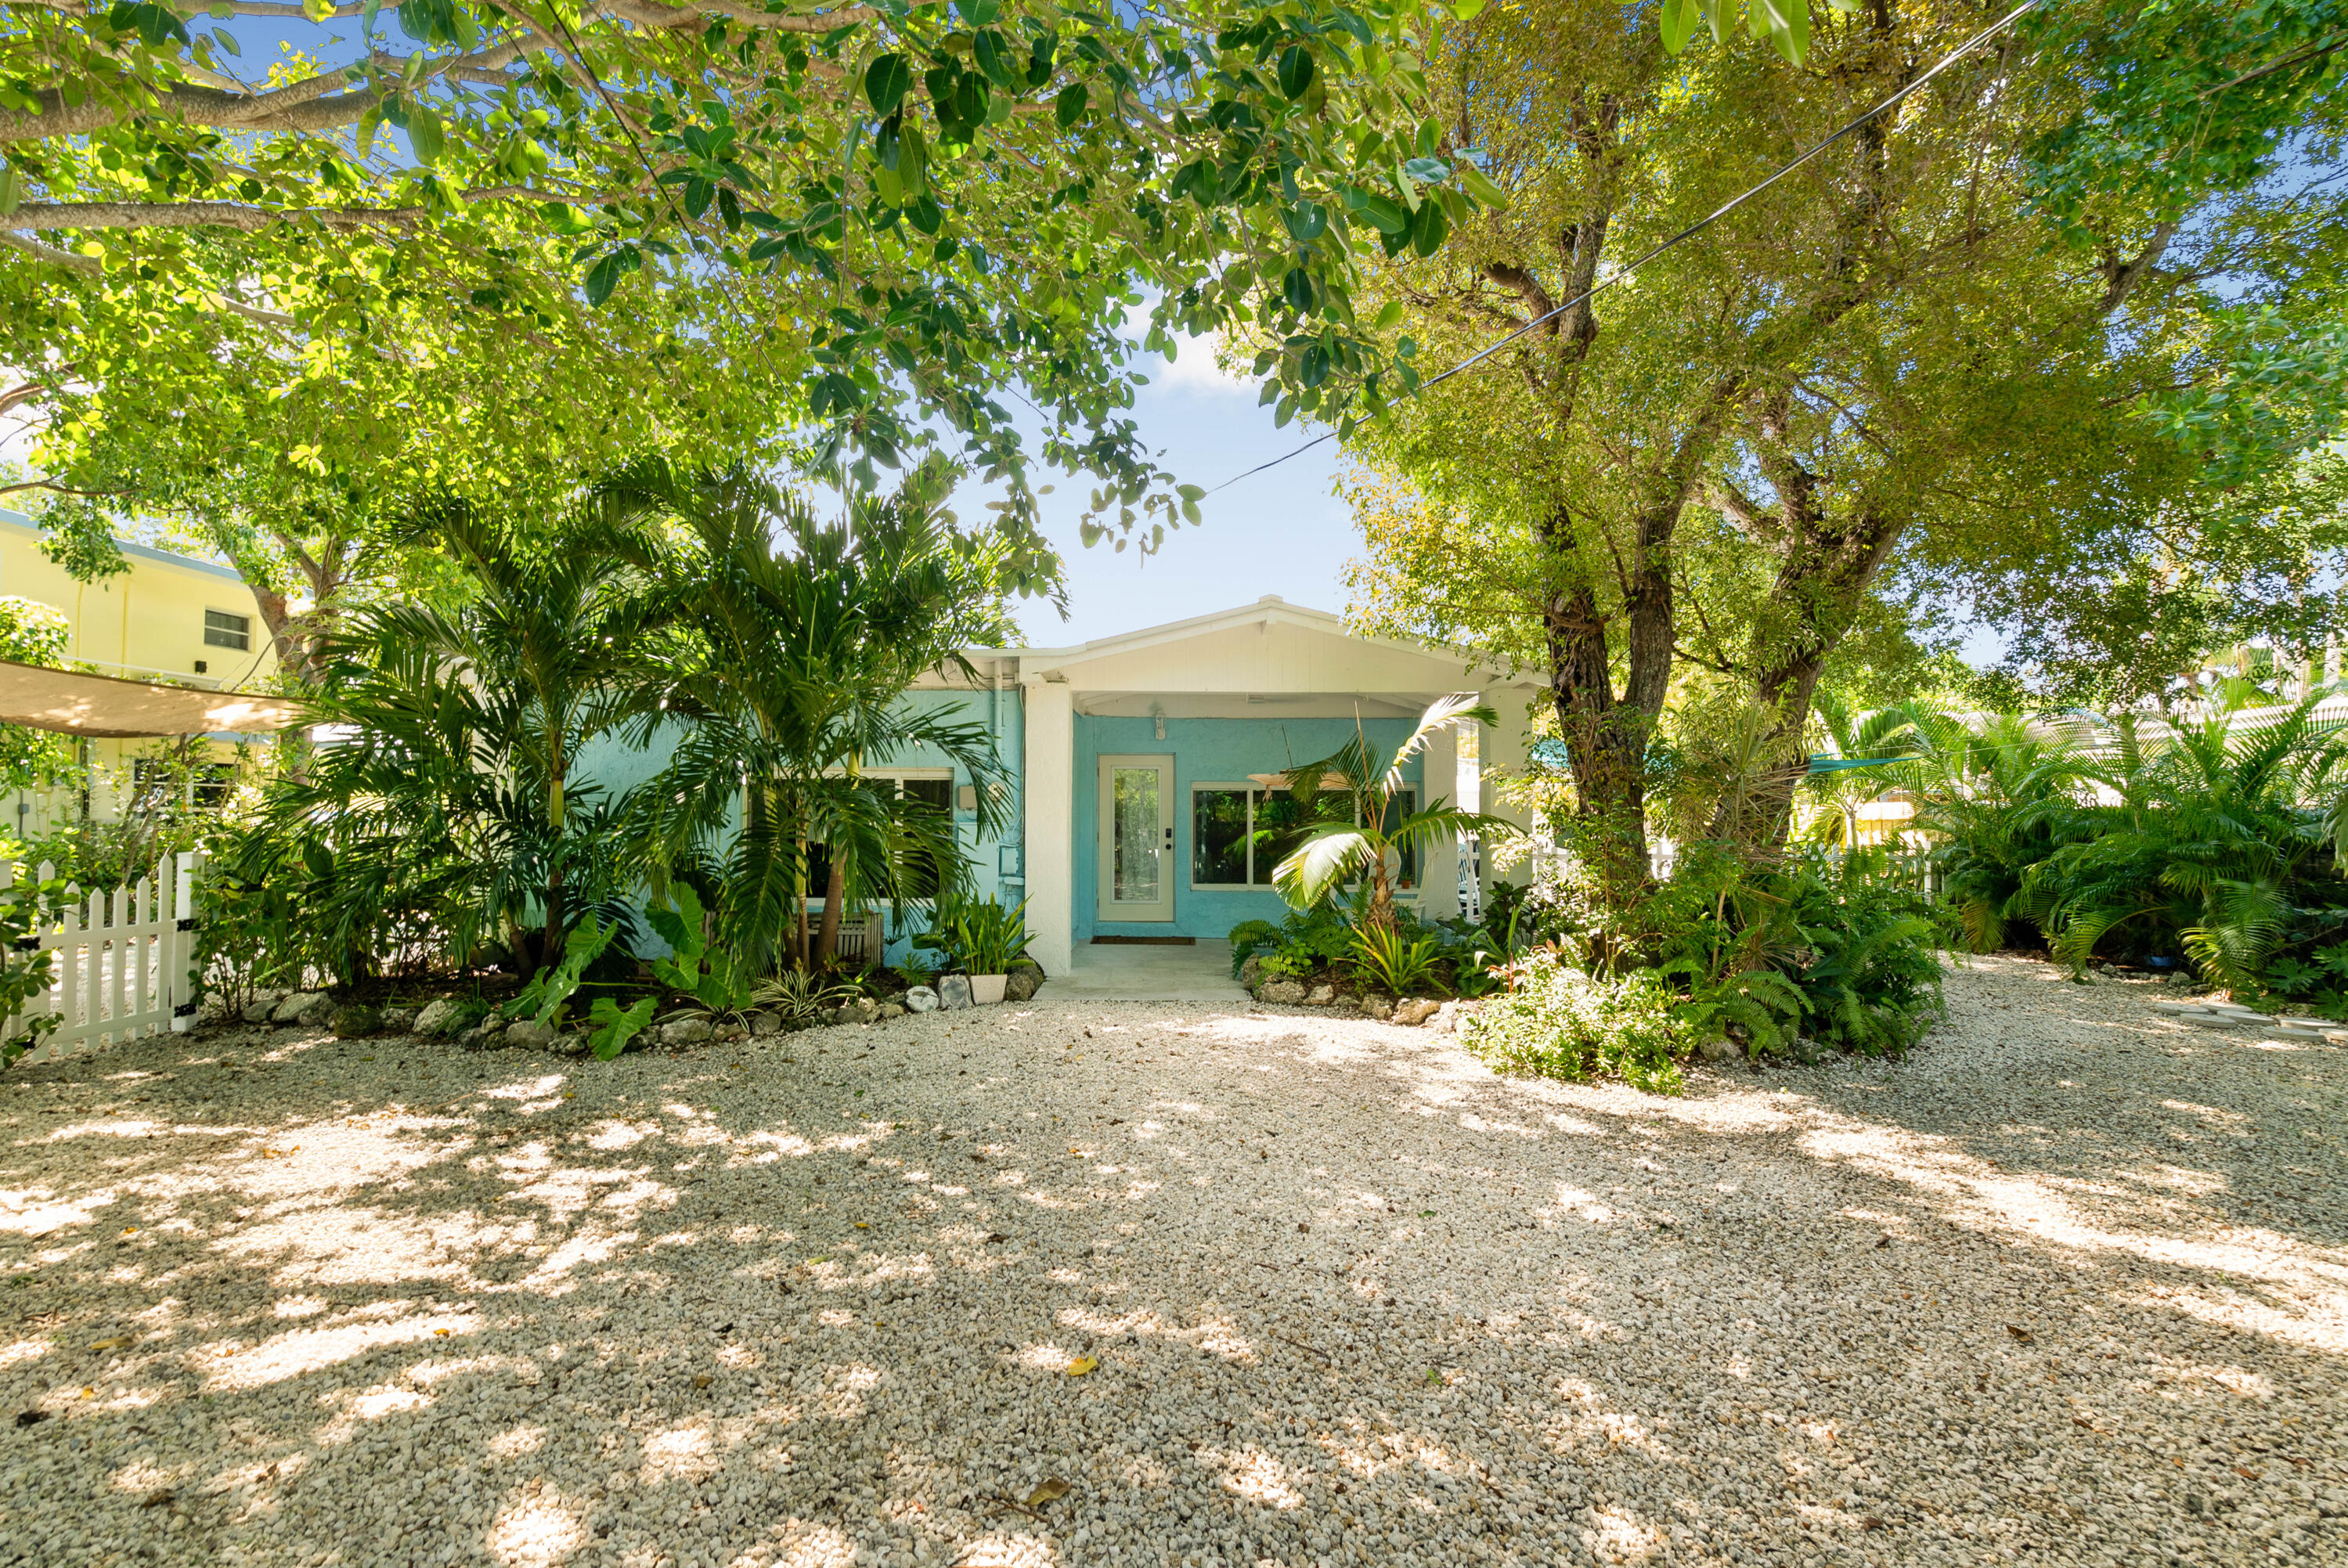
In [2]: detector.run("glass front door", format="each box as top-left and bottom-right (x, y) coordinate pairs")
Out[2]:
(1096, 754), (1174, 922)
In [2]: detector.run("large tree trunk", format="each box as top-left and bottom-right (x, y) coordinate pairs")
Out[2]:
(1715, 503), (1909, 849)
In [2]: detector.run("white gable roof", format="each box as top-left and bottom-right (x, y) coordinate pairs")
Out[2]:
(952, 595), (1537, 700)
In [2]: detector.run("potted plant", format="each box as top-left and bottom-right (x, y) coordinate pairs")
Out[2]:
(929, 896), (1031, 1004)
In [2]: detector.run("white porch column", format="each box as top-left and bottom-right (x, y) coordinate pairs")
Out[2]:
(1420, 723), (1460, 920)
(1478, 693), (1539, 898)
(1023, 679), (1075, 977)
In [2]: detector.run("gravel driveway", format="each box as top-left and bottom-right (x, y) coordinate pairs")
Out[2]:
(2, 957), (2343, 1568)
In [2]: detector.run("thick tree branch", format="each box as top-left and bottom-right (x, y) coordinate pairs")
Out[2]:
(1482, 261), (1555, 329)
(2097, 222), (2179, 315)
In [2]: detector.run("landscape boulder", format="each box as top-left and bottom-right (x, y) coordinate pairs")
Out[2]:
(1392, 997), (1441, 1027)
(936, 975), (973, 1011)
(1305, 984), (1335, 1006)
(903, 986), (940, 1014)
(1257, 979), (1307, 1006)
(505, 1020), (559, 1051)
(380, 1007), (418, 1035)
(878, 1002), (907, 1020)
(331, 1004), (382, 1039)
(240, 996), (278, 1026)
(1239, 955), (1264, 989)
(413, 998), (464, 1037)
(1360, 994), (1395, 1021)
(749, 1011), (784, 1036)
(1004, 964), (1043, 1002)
(1697, 1033), (1743, 1065)
(660, 1016), (714, 1046)
(272, 990), (330, 1026)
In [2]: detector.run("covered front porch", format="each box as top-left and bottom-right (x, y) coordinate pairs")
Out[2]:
(1010, 596), (1539, 980)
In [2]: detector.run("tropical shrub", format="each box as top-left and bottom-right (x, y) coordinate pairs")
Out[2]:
(1776, 853), (1950, 1054)
(1460, 955), (1694, 1094)
(647, 885), (757, 1017)
(276, 494), (655, 980)
(0, 856), (66, 1068)
(1349, 923), (1448, 997)
(615, 463), (1014, 974)
(919, 896), (1032, 975)
(753, 969), (860, 1025)
(1270, 694), (1514, 931)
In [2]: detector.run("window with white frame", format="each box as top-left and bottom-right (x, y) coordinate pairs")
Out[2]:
(204, 608), (252, 651)
(1190, 783), (1419, 889)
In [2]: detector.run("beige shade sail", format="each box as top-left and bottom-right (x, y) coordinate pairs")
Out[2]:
(0, 659), (299, 738)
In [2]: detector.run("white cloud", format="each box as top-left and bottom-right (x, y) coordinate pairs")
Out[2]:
(1120, 298), (1251, 398)
(1149, 329), (1250, 395)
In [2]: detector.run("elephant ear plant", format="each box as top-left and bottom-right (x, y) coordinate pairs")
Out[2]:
(1272, 694), (1519, 933)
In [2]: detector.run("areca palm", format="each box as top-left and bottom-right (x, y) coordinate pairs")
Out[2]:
(614, 463), (1016, 972)
(1271, 694), (1517, 933)
(272, 494), (654, 978)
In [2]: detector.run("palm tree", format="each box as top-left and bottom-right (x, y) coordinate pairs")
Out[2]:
(1270, 694), (1517, 932)
(1797, 693), (1936, 848)
(272, 492), (655, 979)
(613, 463), (1017, 972)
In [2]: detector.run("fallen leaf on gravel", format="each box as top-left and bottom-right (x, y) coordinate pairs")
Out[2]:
(1876, 1236), (1891, 1249)
(855, 1221), (870, 1230)
(88, 1337), (132, 1350)
(141, 1489), (173, 1509)
(2007, 1325), (2034, 1343)
(433, 1328), (450, 1338)
(693, 1375), (712, 1390)
(985, 1232), (1008, 1243)
(1066, 1357), (1098, 1376)
(1025, 1479), (1070, 1506)
(2234, 1466), (2260, 1481)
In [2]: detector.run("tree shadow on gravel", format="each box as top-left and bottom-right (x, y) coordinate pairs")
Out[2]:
(0, 975), (2341, 1568)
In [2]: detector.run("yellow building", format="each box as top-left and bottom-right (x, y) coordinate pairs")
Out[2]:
(1, 506), (280, 835)
(0, 506), (277, 689)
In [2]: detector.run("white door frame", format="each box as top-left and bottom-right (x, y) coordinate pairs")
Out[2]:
(1096, 754), (1175, 923)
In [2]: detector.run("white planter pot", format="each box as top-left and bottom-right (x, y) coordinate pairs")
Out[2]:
(969, 974), (1008, 1005)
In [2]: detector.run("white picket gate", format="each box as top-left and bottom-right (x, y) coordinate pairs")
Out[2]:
(2, 852), (200, 1066)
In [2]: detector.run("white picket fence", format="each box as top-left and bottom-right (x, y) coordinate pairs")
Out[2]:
(2, 852), (200, 1066)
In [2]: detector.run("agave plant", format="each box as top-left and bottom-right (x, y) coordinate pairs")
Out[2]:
(1270, 694), (1518, 933)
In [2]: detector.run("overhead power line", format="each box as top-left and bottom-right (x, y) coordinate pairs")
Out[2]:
(1204, 0), (2042, 496)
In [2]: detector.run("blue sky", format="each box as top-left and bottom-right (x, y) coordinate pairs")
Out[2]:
(1002, 338), (1359, 648)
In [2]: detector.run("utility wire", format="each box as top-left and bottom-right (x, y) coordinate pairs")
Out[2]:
(1204, 0), (2040, 496)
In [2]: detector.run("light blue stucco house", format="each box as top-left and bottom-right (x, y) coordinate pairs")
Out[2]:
(882, 596), (1542, 977)
(587, 596), (1541, 981)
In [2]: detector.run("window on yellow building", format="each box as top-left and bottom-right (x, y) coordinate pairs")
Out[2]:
(204, 609), (251, 651)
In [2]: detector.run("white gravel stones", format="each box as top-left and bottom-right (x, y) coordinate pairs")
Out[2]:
(1, 956), (2343, 1568)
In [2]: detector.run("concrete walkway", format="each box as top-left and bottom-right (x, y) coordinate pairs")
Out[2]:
(1049, 939), (1250, 1001)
